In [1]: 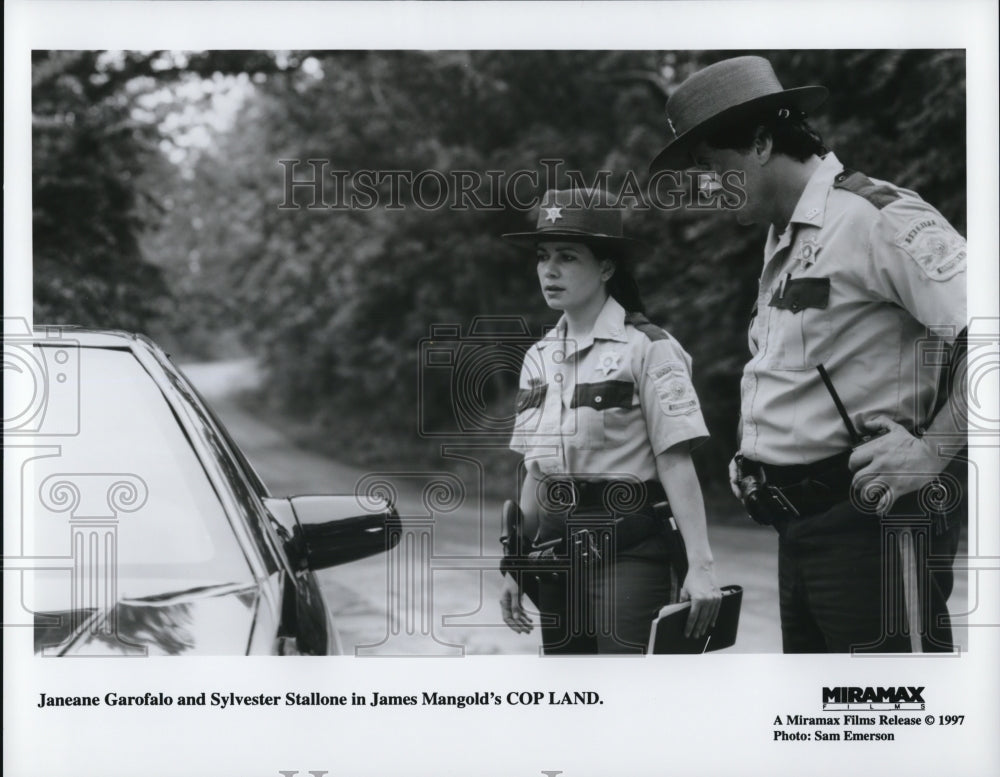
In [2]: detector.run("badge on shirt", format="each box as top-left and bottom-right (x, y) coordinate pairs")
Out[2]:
(596, 351), (622, 376)
(794, 237), (822, 267)
(894, 218), (966, 281)
(649, 361), (699, 416)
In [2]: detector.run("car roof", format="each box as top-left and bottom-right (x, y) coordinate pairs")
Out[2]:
(29, 326), (154, 349)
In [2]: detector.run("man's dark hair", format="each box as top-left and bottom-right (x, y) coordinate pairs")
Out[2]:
(702, 108), (828, 161)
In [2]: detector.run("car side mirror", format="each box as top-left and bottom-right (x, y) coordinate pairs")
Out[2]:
(265, 495), (400, 571)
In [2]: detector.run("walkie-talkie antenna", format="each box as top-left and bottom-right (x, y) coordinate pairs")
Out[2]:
(816, 364), (863, 446)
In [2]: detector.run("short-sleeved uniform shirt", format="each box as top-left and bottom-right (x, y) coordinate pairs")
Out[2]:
(740, 152), (967, 466)
(510, 296), (709, 481)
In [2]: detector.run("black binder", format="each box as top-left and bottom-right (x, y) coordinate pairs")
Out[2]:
(647, 585), (743, 654)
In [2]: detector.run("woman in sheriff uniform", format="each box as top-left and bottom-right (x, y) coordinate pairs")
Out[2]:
(497, 188), (722, 654)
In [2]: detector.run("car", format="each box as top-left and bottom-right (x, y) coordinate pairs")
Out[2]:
(3, 324), (398, 656)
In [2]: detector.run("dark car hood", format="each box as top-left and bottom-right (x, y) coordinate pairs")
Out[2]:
(35, 582), (263, 656)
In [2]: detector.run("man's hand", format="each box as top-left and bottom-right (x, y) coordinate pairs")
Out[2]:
(680, 563), (722, 639)
(848, 415), (945, 513)
(499, 574), (533, 634)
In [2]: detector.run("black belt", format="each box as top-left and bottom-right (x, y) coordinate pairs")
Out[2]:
(739, 452), (955, 536)
(538, 478), (667, 513)
(532, 478), (670, 559)
(738, 452), (854, 524)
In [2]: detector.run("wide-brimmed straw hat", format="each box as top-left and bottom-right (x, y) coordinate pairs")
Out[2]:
(502, 188), (649, 259)
(649, 56), (828, 173)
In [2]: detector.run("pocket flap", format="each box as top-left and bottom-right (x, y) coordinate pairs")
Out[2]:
(571, 380), (634, 411)
(768, 277), (830, 313)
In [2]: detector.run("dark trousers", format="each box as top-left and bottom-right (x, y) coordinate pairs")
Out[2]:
(535, 532), (677, 655)
(777, 493), (962, 653)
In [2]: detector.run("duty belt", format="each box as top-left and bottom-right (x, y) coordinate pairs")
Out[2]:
(533, 478), (668, 556)
(737, 452), (854, 525)
(500, 479), (687, 604)
(501, 479), (669, 570)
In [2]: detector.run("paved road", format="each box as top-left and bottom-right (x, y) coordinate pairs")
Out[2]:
(182, 359), (967, 656)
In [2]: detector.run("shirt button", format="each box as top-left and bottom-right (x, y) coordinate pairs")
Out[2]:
(554, 373), (563, 383)
(594, 396), (602, 403)
(553, 350), (565, 363)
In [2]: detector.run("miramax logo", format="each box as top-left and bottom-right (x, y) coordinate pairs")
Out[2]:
(822, 686), (925, 711)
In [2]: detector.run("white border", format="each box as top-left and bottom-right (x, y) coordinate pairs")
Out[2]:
(5, 3), (999, 777)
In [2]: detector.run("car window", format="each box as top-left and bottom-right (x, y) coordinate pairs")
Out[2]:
(23, 346), (255, 608)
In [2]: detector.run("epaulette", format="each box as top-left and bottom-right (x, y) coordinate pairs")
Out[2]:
(625, 312), (669, 342)
(832, 169), (901, 210)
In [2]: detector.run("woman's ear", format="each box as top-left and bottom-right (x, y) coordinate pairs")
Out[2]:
(600, 260), (615, 282)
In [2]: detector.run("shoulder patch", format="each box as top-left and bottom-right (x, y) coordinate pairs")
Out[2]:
(893, 218), (966, 281)
(833, 170), (900, 210)
(625, 312), (669, 342)
(647, 360), (699, 416)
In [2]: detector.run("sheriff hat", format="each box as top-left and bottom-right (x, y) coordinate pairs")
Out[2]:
(649, 56), (828, 173)
(502, 188), (649, 259)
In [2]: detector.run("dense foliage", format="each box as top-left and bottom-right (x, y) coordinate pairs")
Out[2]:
(33, 49), (967, 487)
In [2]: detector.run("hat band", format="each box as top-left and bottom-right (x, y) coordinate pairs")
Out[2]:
(533, 225), (622, 238)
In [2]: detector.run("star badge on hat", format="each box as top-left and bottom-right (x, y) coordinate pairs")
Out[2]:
(500, 188), (650, 259)
(597, 352), (622, 376)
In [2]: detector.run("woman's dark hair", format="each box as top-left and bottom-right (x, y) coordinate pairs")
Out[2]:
(602, 254), (646, 315)
(702, 108), (828, 161)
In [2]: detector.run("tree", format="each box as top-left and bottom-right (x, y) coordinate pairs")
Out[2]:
(32, 50), (291, 335)
(39, 49), (966, 487)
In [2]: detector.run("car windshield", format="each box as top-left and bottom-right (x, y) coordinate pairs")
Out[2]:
(19, 345), (255, 610)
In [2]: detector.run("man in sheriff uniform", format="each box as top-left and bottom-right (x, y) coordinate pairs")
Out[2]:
(649, 56), (968, 653)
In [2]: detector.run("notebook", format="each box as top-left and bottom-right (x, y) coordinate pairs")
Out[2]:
(647, 584), (743, 654)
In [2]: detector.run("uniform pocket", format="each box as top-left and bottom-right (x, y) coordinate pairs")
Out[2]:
(764, 278), (833, 370)
(572, 381), (635, 449)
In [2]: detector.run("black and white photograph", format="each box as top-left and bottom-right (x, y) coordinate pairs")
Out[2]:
(4, 2), (999, 776)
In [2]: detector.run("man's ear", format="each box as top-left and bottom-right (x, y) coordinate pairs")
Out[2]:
(753, 126), (773, 164)
(600, 259), (615, 282)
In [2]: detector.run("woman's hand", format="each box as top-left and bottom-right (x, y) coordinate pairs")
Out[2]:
(499, 574), (533, 634)
(655, 445), (723, 640)
(680, 562), (722, 639)
(728, 456), (742, 500)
